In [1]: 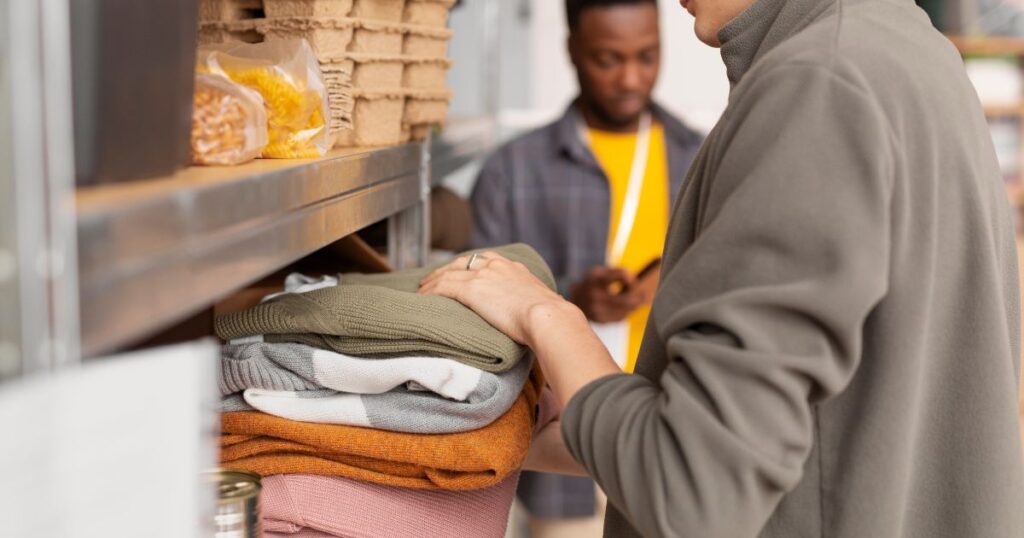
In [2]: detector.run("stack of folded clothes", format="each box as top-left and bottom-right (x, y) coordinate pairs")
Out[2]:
(215, 243), (556, 537)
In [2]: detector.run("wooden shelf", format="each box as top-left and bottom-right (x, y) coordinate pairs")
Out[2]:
(947, 35), (1024, 56)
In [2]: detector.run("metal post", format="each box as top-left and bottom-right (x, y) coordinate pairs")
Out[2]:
(387, 138), (431, 270)
(0, 0), (81, 381)
(419, 129), (433, 266)
(482, 0), (500, 122)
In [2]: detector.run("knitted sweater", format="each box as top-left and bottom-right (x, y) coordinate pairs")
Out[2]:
(218, 343), (532, 433)
(215, 244), (555, 372)
(260, 472), (519, 538)
(219, 364), (544, 490)
(220, 342), (492, 400)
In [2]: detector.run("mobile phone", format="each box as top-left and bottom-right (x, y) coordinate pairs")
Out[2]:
(635, 258), (661, 281)
(620, 258), (661, 294)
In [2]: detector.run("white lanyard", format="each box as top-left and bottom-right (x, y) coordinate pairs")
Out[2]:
(579, 111), (653, 266)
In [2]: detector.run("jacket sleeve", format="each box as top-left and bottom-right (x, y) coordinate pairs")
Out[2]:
(469, 150), (515, 249)
(561, 63), (896, 537)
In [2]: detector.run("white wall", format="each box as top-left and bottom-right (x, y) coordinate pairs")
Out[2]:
(526, 0), (729, 134)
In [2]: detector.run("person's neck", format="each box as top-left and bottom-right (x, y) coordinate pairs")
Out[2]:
(578, 100), (646, 133)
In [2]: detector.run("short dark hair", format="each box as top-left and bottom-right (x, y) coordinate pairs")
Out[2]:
(565, 0), (657, 32)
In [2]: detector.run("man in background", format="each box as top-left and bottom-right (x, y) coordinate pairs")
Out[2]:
(469, 0), (703, 534)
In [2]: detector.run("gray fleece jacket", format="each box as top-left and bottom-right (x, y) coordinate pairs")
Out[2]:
(560, 0), (1024, 536)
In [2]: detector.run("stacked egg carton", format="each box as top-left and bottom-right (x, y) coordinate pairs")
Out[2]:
(399, 0), (455, 143)
(198, 0), (264, 42)
(197, 0), (357, 140)
(198, 0), (455, 147)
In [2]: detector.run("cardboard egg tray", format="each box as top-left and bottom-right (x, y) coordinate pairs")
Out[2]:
(402, 55), (451, 90)
(264, 0), (353, 18)
(403, 87), (451, 126)
(333, 88), (408, 147)
(322, 65), (355, 133)
(403, 0), (455, 27)
(402, 24), (452, 56)
(350, 0), (406, 22)
(199, 0), (264, 22)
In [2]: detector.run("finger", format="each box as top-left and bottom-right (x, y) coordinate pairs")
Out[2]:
(419, 276), (463, 300)
(418, 270), (474, 295)
(593, 268), (633, 288)
(480, 251), (508, 262)
(421, 256), (471, 287)
(587, 265), (614, 280)
(619, 286), (647, 304)
(607, 267), (637, 286)
(607, 292), (643, 310)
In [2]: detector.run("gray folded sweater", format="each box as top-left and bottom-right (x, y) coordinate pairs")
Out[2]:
(215, 243), (555, 372)
(219, 343), (533, 434)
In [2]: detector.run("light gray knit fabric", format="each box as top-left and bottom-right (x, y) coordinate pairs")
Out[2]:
(220, 343), (320, 395)
(219, 344), (533, 433)
(221, 390), (336, 412)
(219, 342), (489, 400)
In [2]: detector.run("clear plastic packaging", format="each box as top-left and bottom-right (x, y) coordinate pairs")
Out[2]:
(198, 39), (329, 159)
(191, 73), (269, 166)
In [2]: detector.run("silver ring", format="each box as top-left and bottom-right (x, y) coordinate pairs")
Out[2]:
(466, 253), (488, 270)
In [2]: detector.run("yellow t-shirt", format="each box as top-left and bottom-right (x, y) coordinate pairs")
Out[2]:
(588, 123), (670, 373)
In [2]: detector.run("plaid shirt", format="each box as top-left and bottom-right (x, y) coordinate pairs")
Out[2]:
(470, 101), (703, 295)
(469, 101), (703, 518)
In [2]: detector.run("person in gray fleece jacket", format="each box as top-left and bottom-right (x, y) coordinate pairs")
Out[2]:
(419, 0), (1024, 535)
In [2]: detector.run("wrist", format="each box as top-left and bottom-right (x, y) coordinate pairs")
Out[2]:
(524, 299), (587, 350)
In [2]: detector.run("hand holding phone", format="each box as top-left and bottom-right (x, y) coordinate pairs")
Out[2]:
(624, 258), (661, 300)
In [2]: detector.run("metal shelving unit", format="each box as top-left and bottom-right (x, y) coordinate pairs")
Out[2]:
(0, 0), (502, 534)
(0, 0), (499, 370)
(76, 144), (430, 357)
(1, 0), (80, 378)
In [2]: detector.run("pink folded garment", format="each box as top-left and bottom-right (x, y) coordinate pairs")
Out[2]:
(261, 472), (520, 538)
(265, 530), (336, 538)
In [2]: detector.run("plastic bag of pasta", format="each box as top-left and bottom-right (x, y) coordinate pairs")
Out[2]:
(198, 39), (329, 159)
(191, 73), (268, 166)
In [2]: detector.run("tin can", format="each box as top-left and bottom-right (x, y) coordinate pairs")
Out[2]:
(202, 468), (261, 538)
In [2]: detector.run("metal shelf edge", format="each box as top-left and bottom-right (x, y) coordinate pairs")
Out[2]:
(77, 144), (426, 357)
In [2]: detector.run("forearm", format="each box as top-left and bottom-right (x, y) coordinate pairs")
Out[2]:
(524, 421), (589, 476)
(526, 301), (622, 410)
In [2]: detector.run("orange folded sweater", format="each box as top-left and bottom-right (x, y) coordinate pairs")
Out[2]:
(220, 364), (544, 490)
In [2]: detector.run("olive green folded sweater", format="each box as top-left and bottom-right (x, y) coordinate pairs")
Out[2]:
(215, 243), (555, 372)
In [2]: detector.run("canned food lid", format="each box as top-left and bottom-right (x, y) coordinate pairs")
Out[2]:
(202, 468), (261, 501)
